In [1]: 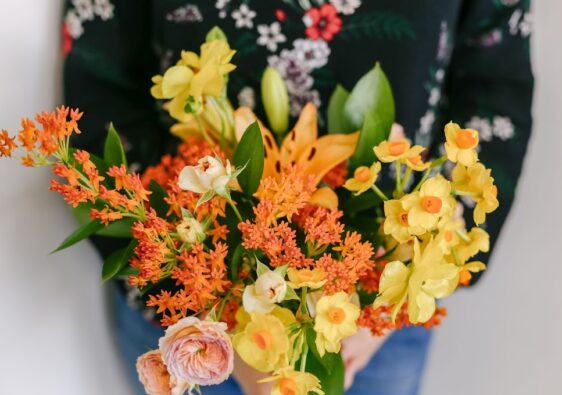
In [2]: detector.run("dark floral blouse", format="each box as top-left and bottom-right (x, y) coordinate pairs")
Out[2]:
(63, 0), (534, 285)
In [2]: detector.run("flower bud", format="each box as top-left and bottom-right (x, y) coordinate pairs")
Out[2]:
(176, 217), (205, 244)
(242, 270), (287, 313)
(261, 67), (289, 135)
(178, 155), (233, 197)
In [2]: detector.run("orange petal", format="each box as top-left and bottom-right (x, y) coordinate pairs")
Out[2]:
(233, 107), (280, 180)
(281, 102), (318, 165)
(298, 132), (360, 183)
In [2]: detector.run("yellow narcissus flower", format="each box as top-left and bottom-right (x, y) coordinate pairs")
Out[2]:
(235, 306), (296, 332)
(452, 163), (499, 225)
(403, 152), (430, 171)
(402, 175), (454, 231)
(151, 40), (236, 121)
(287, 268), (326, 289)
(444, 122), (479, 166)
(343, 162), (381, 195)
(457, 261), (487, 286)
(232, 312), (290, 372)
(373, 238), (459, 323)
(435, 217), (464, 253)
(373, 139), (424, 163)
(313, 292), (360, 356)
(260, 368), (324, 395)
(383, 199), (425, 243)
(454, 227), (490, 263)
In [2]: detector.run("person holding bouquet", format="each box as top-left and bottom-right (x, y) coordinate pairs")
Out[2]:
(59, 0), (533, 394)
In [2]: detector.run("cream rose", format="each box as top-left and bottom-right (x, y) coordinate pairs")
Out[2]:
(136, 350), (188, 395)
(159, 317), (234, 386)
(242, 271), (287, 313)
(178, 156), (233, 196)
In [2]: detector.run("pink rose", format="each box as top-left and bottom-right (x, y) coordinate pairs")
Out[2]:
(136, 350), (188, 395)
(159, 317), (234, 386)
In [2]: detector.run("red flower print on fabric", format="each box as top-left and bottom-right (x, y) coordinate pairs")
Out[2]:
(303, 3), (342, 42)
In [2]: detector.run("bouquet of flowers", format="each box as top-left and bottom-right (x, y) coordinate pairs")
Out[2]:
(0, 28), (498, 395)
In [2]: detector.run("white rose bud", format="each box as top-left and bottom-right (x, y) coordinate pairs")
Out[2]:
(242, 271), (287, 313)
(176, 217), (205, 244)
(178, 156), (233, 197)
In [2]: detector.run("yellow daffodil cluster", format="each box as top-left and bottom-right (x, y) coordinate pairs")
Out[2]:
(344, 122), (499, 324)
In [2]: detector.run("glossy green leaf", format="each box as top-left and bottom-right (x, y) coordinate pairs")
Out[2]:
(305, 329), (345, 395)
(350, 112), (388, 169)
(229, 244), (244, 281)
(327, 84), (350, 134)
(149, 180), (169, 218)
(343, 62), (395, 133)
(233, 121), (264, 197)
(101, 239), (137, 281)
(51, 219), (104, 253)
(103, 123), (127, 168)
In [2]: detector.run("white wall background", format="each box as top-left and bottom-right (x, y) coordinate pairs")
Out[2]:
(0, 1), (560, 395)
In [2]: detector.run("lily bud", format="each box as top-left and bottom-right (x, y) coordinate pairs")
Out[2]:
(261, 67), (289, 135)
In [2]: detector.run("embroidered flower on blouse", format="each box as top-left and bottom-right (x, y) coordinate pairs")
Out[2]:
(303, 4), (342, 42)
(237, 87), (256, 109)
(293, 39), (331, 70)
(93, 0), (114, 21)
(492, 116), (515, 140)
(72, 0), (95, 21)
(257, 22), (287, 52)
(232, 4), (256, 29)
(418, 110), (435, 135)
(466, 116), (493, 142)
(330, 0), (362, 15)
(166, 4), (203, 23)
(65, 10), (84, 39)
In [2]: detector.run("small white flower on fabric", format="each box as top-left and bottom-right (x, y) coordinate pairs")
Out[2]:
(65, 10), (84, 39)
(290, 89), (320, 117)
(257, 22), (287, 52)
(93, 0), (114, 21)
(435, 68), (445, 83)
(418, 110), (435, 135)
(330, 0), (362, 15)
(72, 0), (95, 21)
(231, 4), (256, 29)
(519, 12), (533, 37)
(293, 38), (331, 70)
(215, 0), (230, 9)
(466, 116), (493, 142)
(166, 5), (203, 23)
(492, 116), (515, 140)
(428, 88), (441, 106)
(237, 86), (256, 109)
(501, 0), (520, 5)
(178, 156), (233, 196)
(437, 21), (451, 61)
(509, 9), (523, 35)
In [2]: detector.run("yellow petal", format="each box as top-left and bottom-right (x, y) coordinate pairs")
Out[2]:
(309, 187), (339, 210)
(161, 65), (193, 98)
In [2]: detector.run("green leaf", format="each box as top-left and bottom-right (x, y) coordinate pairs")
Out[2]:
(206, 26), (228, 42)
(284, 286), (300, 301)
(327, 84), (350, 134)
(256, 258), (270, 276)
(233, 121), (264, 197)
(273, 264), (288, 278)
(344, 63), (395, 133)
(72, 204), (132, 238)
(305, 329), (345, 395)
(149, 180), (169, 218)
(346, 63), (395, 169)
(101, 239), (137, 281)
(103, 123), (127, 168)
(52, 220), (104, 253)
(350, 112), (388, 169)
(229, 244), (244, 281)
(305, 327), (339, 374)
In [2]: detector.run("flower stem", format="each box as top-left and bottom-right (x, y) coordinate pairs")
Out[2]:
(194, 113), (216, 148)
(300, 340), (309, 372)
(402, 166), (412, 192)
(413, 168), (431, 192)
(300, 286), (308, 316)
(395, 162), (402, 196)
(228, 199), (243, 222)
(371, 185), (389, 201)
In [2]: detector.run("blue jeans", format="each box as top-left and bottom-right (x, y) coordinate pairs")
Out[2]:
(114, 291), (431, 395)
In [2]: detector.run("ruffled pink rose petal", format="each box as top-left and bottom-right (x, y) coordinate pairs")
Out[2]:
(159, 317), (234, 386)
(136, 350), (188, 395)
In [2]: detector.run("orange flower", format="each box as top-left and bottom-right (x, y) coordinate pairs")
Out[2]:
(0, 129), (17, 157)
(302, 207), (344, 247)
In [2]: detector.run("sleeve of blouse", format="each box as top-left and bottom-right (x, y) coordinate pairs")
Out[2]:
(436, 0), (534, 283)
(62, 0), (166, 167)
